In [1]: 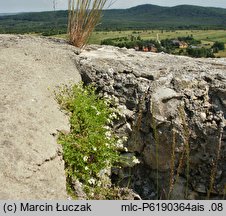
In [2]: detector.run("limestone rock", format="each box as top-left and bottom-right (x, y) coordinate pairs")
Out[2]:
(0, 35), (81, 199)
(78, 45), (226, 199)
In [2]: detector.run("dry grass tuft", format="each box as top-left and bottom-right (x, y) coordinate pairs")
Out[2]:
(68, 0), (112, 48)
(168, 106), (190, 199)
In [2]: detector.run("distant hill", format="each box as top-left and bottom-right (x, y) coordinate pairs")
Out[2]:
(1, 4), (226, 34)
(0, 13), (18, 16)
(101, 4), (226, 29)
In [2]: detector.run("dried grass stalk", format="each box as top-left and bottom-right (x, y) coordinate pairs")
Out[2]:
(207, 123), (223, 199)
(68, 0), (108, 48)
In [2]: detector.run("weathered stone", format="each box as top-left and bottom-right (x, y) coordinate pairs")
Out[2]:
(170, 177), (187, 200)
(77, 45), (226, 200)
(0, 34), (81, 199)
(71, 179), (87, 200)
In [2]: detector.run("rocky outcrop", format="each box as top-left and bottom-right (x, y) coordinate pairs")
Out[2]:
(77, 45), (226, 199)
(1, 34), (225, 200)
(0, 35), (81, 199)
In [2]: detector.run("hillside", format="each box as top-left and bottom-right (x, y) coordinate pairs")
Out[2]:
(1, 4), (226, 34)
(102, 4), (226, 29)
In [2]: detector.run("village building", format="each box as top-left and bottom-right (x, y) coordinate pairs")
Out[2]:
(172, 39), (188, 49)
(141, 44), (158, 52)
(147, 43), (158, 52)
(142, 46), (149, 52)
(179, 41), (188, 49)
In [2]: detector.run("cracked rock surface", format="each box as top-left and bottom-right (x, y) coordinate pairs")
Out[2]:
(78, 45), (226, 199)
(0, 35), (81, 199)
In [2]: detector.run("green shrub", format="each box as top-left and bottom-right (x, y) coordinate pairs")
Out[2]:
(212, 41), (225, 53)
(55, 83), (119, 197)
(187, 47), (214, 58)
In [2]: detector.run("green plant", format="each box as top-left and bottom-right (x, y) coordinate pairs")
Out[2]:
(68, 0), (109, 48)
(55, 83), (119, 198)
(212, 41), (225, 52)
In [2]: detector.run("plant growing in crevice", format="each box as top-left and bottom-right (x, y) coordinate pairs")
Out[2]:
(167, 106), (191, 199)
(168, 106), (224, 200)
(55, 82), (120, 198)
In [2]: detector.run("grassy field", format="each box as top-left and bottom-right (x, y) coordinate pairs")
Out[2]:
(88, 29), (226, 44)
(90, 30), (226, 57)
(54, 29), (226, 57)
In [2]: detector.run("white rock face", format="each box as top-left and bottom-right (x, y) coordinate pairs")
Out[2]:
(0, 35), (81, 199)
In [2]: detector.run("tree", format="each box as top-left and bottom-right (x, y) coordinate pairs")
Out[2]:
(187, 47), (214, 58)
(212, 41), (225, 53)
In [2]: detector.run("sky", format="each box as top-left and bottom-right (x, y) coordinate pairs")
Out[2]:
(0, 0), (226, 13)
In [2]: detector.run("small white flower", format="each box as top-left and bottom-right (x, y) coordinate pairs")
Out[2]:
(85, 166), (89, 170)
(105, 131), (112, 139)
(110, 112), (117, 119)
(116, 139), (123, 148)
(106, 119), (113, 124)
(132, 156), (140, 164)
(122, 136), (128, 142)
(93, 147), (97, 151)
(103, 126), (111, 130)
(117, 139), (123, 144)
(83, 156), (88, 162)
(124, 147), (128, 152)
(88, 178), (96, 185)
